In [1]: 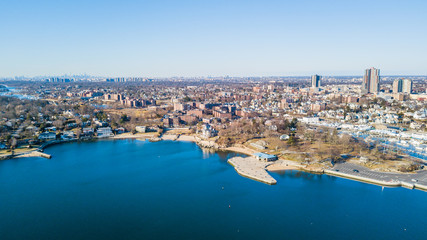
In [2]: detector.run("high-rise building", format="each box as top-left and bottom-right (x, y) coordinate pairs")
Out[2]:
(362, 67), (380, 94)
(402, 78), (412, 94)
(393, 78), (412, 94)
(393, 79), (403, 93)
(311, 75), (321, 88)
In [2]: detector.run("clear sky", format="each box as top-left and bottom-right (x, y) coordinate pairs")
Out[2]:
(1, 0), (426, 77)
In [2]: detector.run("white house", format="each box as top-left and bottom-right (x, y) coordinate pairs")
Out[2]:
(253, 152), (278, 162)
(97, 127), (113, 138)
(38, 132), (56, 140)
(135, 126), (146, 133)
(61, 131), (75, 140)
(199, 124), (217, 139)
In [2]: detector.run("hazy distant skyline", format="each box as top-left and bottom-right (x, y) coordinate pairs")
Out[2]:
(1, 0), (426, 78)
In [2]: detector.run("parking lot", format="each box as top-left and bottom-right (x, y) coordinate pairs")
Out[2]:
(331, 162), (427, 187)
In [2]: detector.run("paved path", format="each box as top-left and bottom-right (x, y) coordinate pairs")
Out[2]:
(330, 162), (427, 190)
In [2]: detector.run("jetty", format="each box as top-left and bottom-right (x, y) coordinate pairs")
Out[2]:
(17, 151), (52, 159)
(1, 150), (52, 160)
(228, 156), (277, 185)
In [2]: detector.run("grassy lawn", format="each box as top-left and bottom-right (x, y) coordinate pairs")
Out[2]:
(0, 147), (35, 156)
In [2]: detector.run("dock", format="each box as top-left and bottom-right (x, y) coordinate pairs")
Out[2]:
(228, 156), (277, 185)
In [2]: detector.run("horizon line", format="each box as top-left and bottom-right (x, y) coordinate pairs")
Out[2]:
(2, 74), (427, 79)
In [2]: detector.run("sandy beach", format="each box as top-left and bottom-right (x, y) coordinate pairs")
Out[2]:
(223, 146), (257, 156)
(175, 135), (196, 142)
(161, 134), (179, 140)
(111, 132), (155, 140)
(266, 160), (302, 171)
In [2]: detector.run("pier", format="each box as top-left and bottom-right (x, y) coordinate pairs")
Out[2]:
(18, 151), (52, 159)
(1, 150), (52, 160)
(228, 156), (277, 185)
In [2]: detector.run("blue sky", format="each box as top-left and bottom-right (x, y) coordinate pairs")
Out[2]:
(1, 0), (426, 77)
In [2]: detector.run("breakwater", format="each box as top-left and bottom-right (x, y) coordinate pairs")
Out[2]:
(19, 151), (52, 159)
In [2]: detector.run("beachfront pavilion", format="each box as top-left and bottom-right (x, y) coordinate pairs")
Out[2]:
(253, 152), (278, 162)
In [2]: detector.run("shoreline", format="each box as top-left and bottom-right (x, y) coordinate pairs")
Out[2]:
(324, 169), (427, 191)
(3, 133), (427, 191)
(228, 157), (277, 185)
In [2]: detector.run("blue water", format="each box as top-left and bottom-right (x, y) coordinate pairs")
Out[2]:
(0, 140), (426, 239)
(0, 85), (38, 100)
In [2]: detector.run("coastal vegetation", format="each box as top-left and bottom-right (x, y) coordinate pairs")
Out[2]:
(0, 79), (425, 175)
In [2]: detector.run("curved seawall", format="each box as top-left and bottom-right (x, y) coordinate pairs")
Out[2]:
(324, 169), (427, 191)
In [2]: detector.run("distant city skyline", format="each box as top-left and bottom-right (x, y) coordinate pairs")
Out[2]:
(1, 0), (426, 78)
(3, 73), (427, 80)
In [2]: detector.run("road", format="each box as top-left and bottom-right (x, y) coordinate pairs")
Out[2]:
(331, 162), (427, 188)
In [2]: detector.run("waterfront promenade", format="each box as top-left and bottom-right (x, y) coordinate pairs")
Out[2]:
(228, 155), (427, 191)
(327, 162), (427, 191)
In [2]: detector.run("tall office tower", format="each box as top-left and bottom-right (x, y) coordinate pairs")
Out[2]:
(393, 79), (403, 93)
(402, 78), (413, 93)
(362, 67), (380, 93)
(311, 75), (321, 88)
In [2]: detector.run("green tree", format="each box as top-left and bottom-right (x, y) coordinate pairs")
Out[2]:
(287, 133), (297, 145)
(289, 118), (298, 129)
(183, 96), (192, 102)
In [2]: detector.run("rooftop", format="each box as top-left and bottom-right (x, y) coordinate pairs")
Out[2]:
(253, 152), (277, 159)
